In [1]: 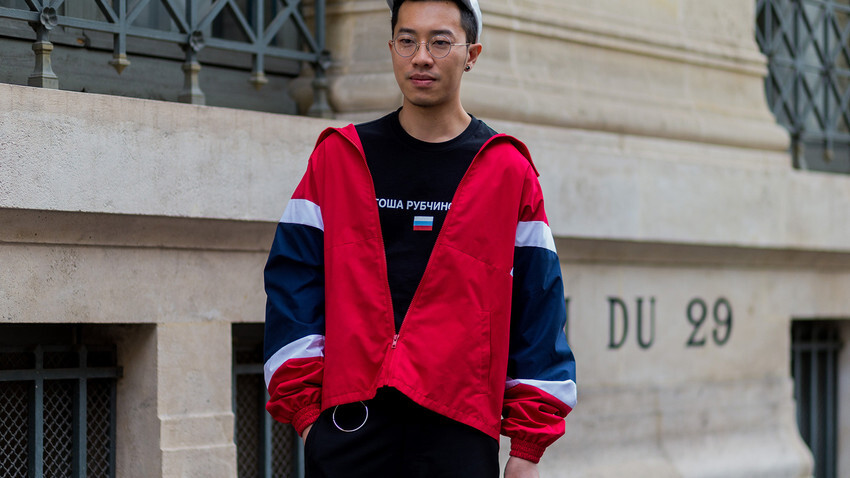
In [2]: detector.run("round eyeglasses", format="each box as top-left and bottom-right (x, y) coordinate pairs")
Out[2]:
(391, 33), (470, 59)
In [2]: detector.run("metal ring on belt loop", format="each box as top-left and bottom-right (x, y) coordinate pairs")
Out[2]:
(332, 401), (369, 433)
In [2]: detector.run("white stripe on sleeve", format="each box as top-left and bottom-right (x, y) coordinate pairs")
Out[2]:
(515, 221), (556, 253)
(281, 199), (324, 231)
(505, 377), (577, 408)
(264, 334), (325, 387)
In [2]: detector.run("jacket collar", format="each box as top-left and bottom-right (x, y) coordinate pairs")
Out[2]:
(316, 123), (539, 177)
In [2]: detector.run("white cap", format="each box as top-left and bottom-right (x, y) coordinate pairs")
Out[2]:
(387, 0), (483, 42)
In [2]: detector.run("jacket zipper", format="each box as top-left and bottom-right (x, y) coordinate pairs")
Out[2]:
(338, 127), (499, 383)
(395, 136), (496, 334)
(337, 128), (400, 369)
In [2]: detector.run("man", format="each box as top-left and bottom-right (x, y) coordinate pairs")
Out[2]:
(263, 1), (576, 476)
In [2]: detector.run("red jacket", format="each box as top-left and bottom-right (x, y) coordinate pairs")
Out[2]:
(264, 124), (576, 463)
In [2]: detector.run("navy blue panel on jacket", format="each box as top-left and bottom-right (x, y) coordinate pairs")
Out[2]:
(508, 246), (575, 382)
(264, 222), (325, 363)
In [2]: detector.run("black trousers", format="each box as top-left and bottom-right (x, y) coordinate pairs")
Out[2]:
(304, 387), (500, 478)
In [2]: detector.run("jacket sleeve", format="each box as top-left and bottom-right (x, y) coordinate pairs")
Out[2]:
(263, 154), (326, 436)
(501, 165), (577, 463)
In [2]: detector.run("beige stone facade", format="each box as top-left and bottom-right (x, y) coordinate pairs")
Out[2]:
(2, 0), (849, 476)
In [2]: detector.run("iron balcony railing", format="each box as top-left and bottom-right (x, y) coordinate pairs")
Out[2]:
(0, 0), (331, 116)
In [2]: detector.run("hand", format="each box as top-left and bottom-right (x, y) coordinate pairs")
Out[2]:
(504, 456), (539, 478)
(302, 424), (313, 443)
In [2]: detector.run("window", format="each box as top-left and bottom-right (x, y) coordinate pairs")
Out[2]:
(233, 324), (302, 478)
(791, 320), (844, 478)
(0, 325), (121, 478)
(756, 0), (850, 173)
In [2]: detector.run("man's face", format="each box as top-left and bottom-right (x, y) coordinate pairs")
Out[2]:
(389, 1), (480, 109)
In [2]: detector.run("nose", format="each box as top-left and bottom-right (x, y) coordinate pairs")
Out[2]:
(411, 40), (434, 66)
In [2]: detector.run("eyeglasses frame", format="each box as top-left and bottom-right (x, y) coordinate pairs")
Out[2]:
(390, 34), (471, 59)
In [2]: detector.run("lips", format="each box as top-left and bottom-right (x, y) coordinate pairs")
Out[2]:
(409, 73), (437, 87)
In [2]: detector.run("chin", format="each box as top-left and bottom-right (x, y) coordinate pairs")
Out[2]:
(404, 94), (446, 108)
(408, 100), (439, 108)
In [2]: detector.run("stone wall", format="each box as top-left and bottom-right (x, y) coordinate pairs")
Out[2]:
(310, 0), (849, 476)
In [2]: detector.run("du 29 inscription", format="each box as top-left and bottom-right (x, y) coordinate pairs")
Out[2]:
(685, 298), (733, 347)
(593, 296), (733, 350)
(608, 297), (655, 349)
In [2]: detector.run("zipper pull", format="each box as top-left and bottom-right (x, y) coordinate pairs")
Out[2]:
(391, 334), (399, 349)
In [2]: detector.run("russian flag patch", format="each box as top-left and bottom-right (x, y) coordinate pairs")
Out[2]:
(413, 216), (434, 231)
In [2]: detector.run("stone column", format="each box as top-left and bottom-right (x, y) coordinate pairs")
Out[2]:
(115, 325), (162, 478)
(98, 322), (238, 478)
(156, 322), (236, 478)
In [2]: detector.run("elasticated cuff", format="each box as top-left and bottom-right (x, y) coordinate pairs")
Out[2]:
(509, 438), (546, 464)
(292, 403), (322, 436)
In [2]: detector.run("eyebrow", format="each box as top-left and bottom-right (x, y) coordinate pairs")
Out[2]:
(397, 27), (457, 38)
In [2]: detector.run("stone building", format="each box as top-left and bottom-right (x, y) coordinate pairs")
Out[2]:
(1, 0), (848, 477)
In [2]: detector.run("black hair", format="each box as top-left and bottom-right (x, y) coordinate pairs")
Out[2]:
(391, 0), (478, 44)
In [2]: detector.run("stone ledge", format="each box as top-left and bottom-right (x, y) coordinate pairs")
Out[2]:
(482, 3), (766, 75)
(0, 243), (267, 324)
(557, 237), (850, 269)
(0, 208), (275, 252)
(5, 208), (850, 268)
(0, 83), (339, 221)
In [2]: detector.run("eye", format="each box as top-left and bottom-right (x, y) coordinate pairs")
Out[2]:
(431, 38), (451, 47)
(396, 36), (416, 45)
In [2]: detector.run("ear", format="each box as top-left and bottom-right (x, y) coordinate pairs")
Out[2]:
(466, 43), (483, 68)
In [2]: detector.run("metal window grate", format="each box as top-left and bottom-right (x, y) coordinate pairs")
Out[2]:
(233, 325), (302, 478)
(791, 320), (844, 478)
(0, 381), (29, 476)
(271, 417), (297, 475)
(87, 379), (116, 477)
(756, 0), (850, 173)
(0, 344), (121, 478)
(0, 0), (331, 114)
(43, 380), (75, 476)
(236, 372), (263, 478)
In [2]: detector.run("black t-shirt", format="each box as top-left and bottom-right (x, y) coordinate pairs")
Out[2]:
(356, 110), (497, 331)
